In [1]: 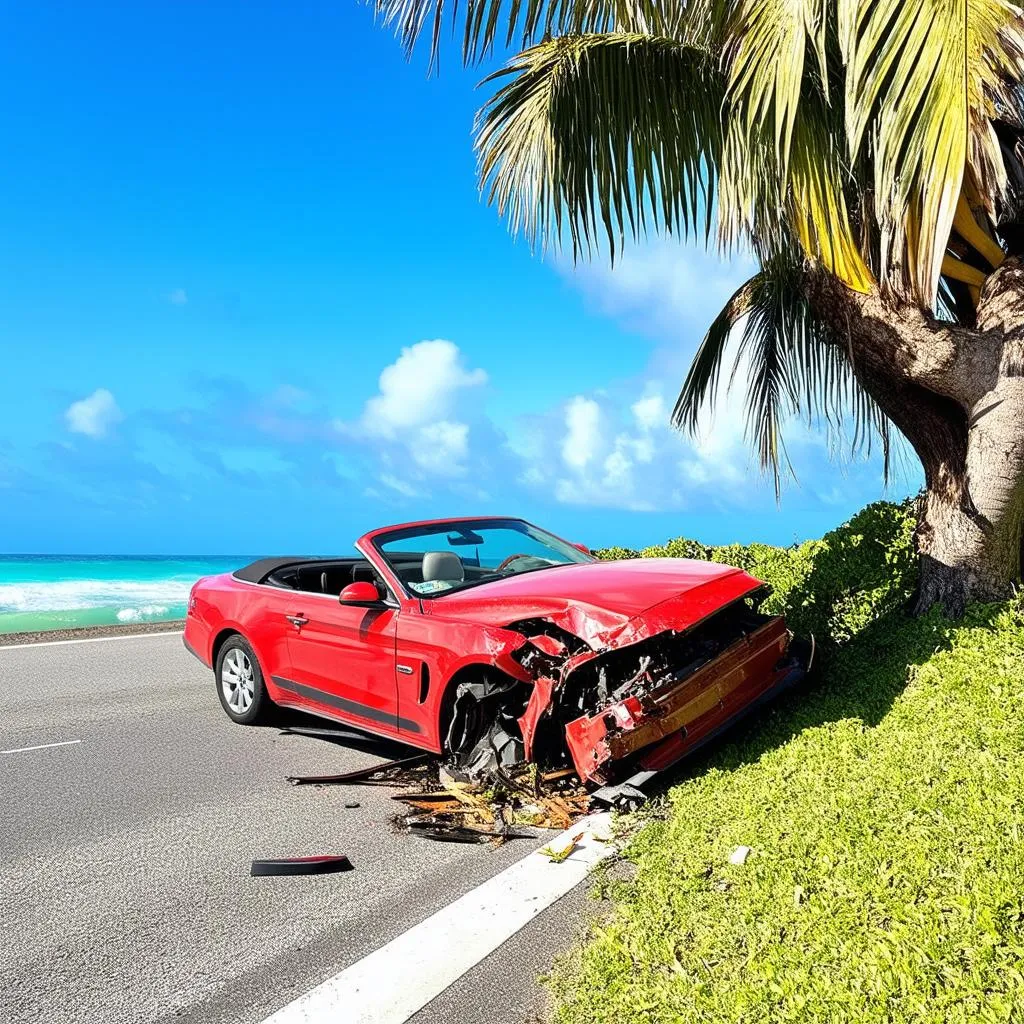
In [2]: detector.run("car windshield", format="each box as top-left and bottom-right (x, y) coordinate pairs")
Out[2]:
(373, 518), (594, 597)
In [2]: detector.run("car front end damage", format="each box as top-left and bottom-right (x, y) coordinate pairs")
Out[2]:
(475, 578), (812, 787)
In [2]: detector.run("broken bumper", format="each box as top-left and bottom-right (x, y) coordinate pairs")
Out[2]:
(564, 618), (807, 784)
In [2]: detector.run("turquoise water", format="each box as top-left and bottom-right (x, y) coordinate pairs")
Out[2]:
(0, 556), (250, 634)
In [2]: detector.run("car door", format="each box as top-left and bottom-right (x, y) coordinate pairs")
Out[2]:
(282, 594), (402, 735)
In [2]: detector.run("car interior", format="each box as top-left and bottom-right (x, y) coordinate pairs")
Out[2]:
(257, 551), (494, 599)
(383, 550), (495, 589)
(264, 559), (384, 596)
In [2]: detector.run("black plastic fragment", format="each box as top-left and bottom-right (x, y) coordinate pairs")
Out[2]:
(590, 770), (658, 811)
(250, 855), (354, 877)
(286, 753), (432, 786)
(403, 820), (534, 844)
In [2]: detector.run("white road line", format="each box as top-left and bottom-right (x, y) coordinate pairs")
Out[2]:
(0, 630), (184, 651)
(0, 739), (82, 755)
(260, 812), (616, 1024)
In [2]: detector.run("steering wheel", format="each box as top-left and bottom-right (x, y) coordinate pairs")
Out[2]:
(496, 553), (534, 572)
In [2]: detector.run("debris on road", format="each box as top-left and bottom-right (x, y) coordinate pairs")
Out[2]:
(390, 762), (592, 844)
(286, 753), (433, 786)
(590, 769), (658, 811)
(285, 730), (595, 846)
(250, 855), (354, 877)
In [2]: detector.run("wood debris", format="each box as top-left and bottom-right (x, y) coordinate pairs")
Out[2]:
(390, 762), (590, 844)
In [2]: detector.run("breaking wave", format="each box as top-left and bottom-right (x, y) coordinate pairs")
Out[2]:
(116, 605), (172, 623)
(0, 579), (192, 615)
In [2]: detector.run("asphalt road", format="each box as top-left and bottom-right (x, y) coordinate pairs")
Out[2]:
(0, 634), (599, 1024)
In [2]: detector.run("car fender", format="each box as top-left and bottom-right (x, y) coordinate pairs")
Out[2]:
(395, 615), (533, 752)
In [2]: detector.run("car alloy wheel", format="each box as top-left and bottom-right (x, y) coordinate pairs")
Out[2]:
(221, 648), (256, 714)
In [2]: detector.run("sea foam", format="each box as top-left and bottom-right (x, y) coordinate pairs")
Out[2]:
(116, 605), (172, 623)
(0, 579), (193, 614)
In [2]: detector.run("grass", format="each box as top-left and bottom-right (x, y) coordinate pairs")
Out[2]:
(548, 578), (1024, 1021)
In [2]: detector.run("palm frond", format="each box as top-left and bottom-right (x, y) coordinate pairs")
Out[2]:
(673, 275), (758, 434)
(372, 0), (732, 68)
(717, 3), (874, 291)
(726, 0), (830, 167)
(476, 33), (725, 256)
(841, 0), (1024, 303)
(674, 256), (892, 497)
(787, 97), (875, 293)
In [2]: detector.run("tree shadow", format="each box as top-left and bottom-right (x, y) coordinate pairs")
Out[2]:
(646, 599), (1001, 797)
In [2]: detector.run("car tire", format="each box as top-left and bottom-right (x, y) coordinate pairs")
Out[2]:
(215, 635), (274, 725)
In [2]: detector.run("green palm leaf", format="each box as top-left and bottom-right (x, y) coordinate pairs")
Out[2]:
(841, 0), (1024, 303)
(477, 33), (725, 256)
(674, 257), (892, 497)
(372, 0), (715, 66)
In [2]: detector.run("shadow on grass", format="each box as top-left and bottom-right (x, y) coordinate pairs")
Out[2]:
(646, 600), (1001, 799)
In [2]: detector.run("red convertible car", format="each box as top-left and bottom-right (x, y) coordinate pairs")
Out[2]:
(184, 517), (809, 785)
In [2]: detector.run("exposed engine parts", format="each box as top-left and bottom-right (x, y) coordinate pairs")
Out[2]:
(443, 592), (809, 786)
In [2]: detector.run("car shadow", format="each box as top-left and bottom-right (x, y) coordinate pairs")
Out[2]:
(253, 706), (419, 761)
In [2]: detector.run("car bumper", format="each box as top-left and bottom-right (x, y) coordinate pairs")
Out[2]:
(564, 618), (809, 784)
(182, 619), (211, 668)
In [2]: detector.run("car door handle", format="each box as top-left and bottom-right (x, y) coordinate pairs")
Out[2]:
(286, 614), (309, 627)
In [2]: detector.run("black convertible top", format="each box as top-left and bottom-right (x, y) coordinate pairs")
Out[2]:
(233, 556), (327, 584)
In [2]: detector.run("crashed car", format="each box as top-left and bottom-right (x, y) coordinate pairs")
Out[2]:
(184, 517), (810, 786)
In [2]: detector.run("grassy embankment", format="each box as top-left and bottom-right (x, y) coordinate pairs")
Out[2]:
(551, 502), (1024, 1023)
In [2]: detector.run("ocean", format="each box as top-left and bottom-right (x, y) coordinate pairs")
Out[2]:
(0, 555), (249, 634)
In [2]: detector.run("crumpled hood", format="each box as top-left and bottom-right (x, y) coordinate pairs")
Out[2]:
(425, 558), (762, 649)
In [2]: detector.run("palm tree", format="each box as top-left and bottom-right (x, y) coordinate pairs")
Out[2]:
(374, 0), (1024, 616)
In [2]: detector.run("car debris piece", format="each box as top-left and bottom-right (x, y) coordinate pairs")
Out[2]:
(250, 855), (354, 877)
(405, 820), (534, 844)
(728, 845), (752, 865)
(589, 770), (658, 811)
(286, 753), (433, 786)
(344, 802), (361, 809)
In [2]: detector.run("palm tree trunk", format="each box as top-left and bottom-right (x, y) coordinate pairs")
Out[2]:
(914, 386), (1024, 615)
(807, 262), (1024, 616)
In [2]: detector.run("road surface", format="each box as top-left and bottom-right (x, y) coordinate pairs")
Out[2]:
(0, 633), (600, 1024)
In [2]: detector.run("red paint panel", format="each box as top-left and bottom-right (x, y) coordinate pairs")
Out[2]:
(419, 562), (762, 652)
(518, 674), (556, 760)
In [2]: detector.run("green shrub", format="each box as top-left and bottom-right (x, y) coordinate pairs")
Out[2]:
(598, 499), (919, 651)
(595, 545), (641, 560)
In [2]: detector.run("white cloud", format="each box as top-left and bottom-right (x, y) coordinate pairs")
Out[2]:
(632, 392), (667, 431)
(515, 379), (757, 512)
(359, 340), (487, 438)
(65, 389), (122, 439)
(562, 396), (602, 469)
(379, 473), (417, 498)
(564, 240), (755, 344)
(410, 420), (470, 475)
(342, 341), (488, 484)
(169, 288), (188, 306)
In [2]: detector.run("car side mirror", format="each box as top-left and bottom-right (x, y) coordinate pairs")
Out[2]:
(572, 542), (591, 555)
(338, 581), (384, 607)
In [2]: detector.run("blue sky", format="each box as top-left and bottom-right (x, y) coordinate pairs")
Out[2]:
(0, 1), (919, 555)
